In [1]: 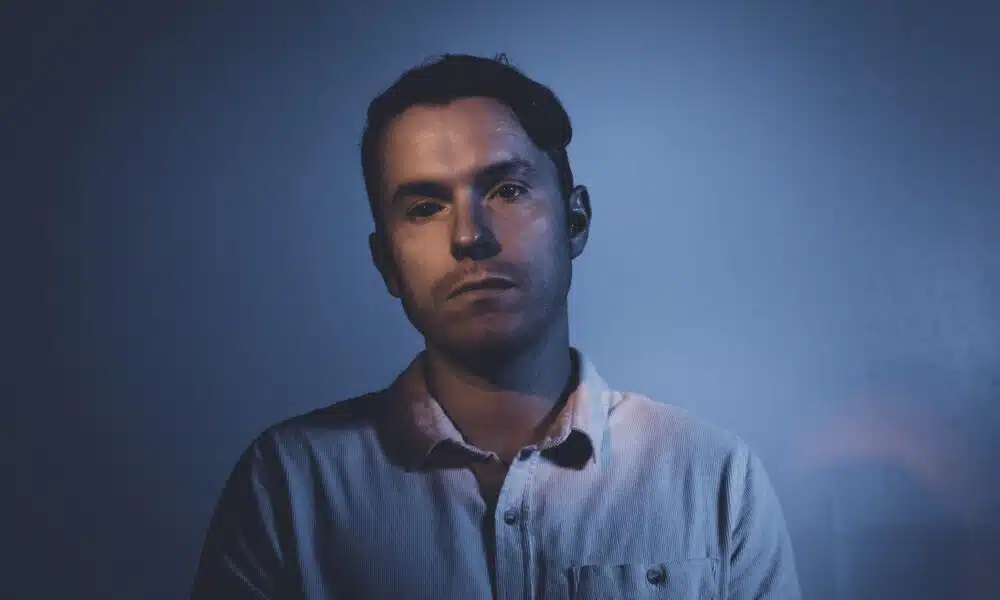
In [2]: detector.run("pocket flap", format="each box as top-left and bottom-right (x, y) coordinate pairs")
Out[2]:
(569, 558), (719, 599)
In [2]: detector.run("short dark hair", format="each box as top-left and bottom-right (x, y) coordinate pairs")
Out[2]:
(360, 53), (575, 232)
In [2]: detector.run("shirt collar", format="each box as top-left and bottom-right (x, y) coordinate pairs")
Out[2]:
(380, 347), (613, 471)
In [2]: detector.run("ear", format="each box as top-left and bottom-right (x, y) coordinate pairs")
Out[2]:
(369, 230), (402, 298)
(566, 185), (591, 259)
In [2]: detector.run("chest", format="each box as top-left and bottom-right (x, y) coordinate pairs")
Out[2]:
(294, 454), (724, 599)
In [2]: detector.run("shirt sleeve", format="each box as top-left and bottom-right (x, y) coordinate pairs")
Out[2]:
(727, 446), (802, 599)
(191, 436), (288, 600)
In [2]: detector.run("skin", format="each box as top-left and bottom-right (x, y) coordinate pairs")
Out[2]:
(368, 97), (592, 463)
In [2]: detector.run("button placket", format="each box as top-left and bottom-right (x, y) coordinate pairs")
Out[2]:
(492, 452), (538, 600)
(498, 448), (535, 528)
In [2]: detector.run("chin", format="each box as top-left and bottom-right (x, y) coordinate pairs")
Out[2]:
(435, 316), (537, 358)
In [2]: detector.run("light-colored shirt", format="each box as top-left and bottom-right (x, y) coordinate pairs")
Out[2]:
(192, 348), (801, 599)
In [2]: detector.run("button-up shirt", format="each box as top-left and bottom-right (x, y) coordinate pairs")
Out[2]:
(192, 348), (801, 599)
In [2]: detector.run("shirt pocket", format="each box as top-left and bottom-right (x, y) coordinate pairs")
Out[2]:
(568, 558), (719, 600)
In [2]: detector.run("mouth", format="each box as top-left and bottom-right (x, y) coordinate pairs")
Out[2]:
(449, 277), (516, 299)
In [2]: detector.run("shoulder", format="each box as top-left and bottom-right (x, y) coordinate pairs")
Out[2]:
(607, 390), (752, 474)
(606, 391), (787, 523)
(239, 391), (391, 474)
(605, 392), (801, 595)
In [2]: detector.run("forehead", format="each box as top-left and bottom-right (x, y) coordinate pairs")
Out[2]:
(379, 97), (550, 194)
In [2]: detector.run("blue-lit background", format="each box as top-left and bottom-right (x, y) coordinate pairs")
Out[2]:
(10, 1), (999, 598)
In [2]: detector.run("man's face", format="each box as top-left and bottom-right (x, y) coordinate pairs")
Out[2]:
(370, 97), (584, 357)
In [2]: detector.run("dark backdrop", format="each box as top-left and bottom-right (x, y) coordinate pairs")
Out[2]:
(8, 1), (999, 598)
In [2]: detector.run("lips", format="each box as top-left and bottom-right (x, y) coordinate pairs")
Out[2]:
(448, 276), (516, 299)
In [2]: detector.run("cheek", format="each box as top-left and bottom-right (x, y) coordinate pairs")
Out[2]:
(500, 213), (570, 291)
(395, 237), (449, 298)
(501, 205), (560, 252)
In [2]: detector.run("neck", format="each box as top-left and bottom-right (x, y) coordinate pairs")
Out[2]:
(422, 314), (575, 457)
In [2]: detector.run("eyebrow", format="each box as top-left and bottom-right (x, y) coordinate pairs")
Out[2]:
(390, 158), (539, 206)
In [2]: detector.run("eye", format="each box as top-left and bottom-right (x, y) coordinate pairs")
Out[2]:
(406, 202), (443, 219)
(493, 183), (529, 201)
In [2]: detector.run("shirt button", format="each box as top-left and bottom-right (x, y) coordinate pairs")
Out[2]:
(502, 508), (519, 525)
(646, 566), (667, 586)
(518, 448), (534, 460)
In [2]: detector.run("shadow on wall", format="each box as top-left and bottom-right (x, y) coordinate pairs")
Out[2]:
(784, 367), (997, 600)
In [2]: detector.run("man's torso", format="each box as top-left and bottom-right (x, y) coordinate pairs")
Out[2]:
(261, 386), (737, 599)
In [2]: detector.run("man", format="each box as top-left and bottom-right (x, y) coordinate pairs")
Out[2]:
(192, 53), (801, 599)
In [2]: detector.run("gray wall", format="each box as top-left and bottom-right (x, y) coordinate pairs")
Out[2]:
(10, 1), (999, 598)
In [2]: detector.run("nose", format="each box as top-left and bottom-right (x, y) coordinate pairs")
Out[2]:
(451, 198), (500, 261)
